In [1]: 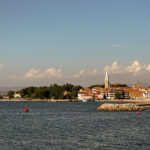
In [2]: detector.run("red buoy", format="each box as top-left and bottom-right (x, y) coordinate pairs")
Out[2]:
(24, 105), (29, 112)
(24, 108), (29, 112)
(137, 111), (141, 115)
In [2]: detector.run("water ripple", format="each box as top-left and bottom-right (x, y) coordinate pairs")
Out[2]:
(0, 102), (149, 150)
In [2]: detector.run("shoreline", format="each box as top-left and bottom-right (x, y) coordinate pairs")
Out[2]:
(0, 99), (150, 103)
(96, 99), (150, 104)
(0, 99), (71, 102)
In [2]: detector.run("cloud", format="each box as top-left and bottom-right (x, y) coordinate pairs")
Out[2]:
(111, 44), (124, 48)
(125, 61), (146, 75)
(89, 69), (97, 75)
(146, 64), (150, 71)
(73, 70), (85, 78)
(73, 68), (98, 78)
(7, 61), (150, 84)
(24, 69), (40, 79)
(0, 64), (4, 69)
(23, 67), (63, 79)
(103, 61), (150, 75)
(104, 61), (123, 74)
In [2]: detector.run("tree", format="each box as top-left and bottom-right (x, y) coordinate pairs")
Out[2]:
(115, 92), (122, 99)
(52, 84), (63, 99)
(112, 84), (128, 87)
(38, 87), (50, 99)
(7, 91), (14, 99)
(89, 84), (105, 89)
(71, 85), (82, 99)
(0, 95), (3, 99)
(61, 83), (74, 92)
(19, 86), (36, 98)
(17, 83), (82, 100)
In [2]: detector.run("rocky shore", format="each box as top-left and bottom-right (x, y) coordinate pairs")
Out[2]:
(97, 103), (150, 111)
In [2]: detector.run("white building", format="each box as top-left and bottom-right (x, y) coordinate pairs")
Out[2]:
(14, 93), (21, 98)
(143, 90), (150, 100)
(78, 92), (94, 102)
(107, 92), (115, 100)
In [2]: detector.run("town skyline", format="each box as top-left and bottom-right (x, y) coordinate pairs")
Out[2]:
(1, 0), (150, 86)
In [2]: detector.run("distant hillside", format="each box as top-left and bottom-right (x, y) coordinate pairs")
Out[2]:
(0, 87), (25, 95)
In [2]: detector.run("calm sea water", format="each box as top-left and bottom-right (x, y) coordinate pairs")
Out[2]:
(0, 102), (149, 150)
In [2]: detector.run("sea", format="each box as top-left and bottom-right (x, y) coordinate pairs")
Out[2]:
(0, 101), (149, 150)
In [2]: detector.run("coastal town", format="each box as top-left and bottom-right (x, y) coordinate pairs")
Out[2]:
(1, 72), (150, 102)
(1, 1), (150, 149)
(78, 72), (150, 102)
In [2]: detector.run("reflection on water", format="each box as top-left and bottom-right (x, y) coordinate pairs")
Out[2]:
(0, 102), (149, 150)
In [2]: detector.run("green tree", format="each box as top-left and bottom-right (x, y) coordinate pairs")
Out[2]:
(71, 85), (82, 99)
(89, 84), (105, 89)
(17, 83), (82, 100)
(7, 90), (14, 99)
(115, 92), (122, 99)
(112, 84), (128, 87)
(61, 83), (74, 92)
(38, 87), (50, 99)
(19, 86), (36, 98)
(51, 84), (63, 99)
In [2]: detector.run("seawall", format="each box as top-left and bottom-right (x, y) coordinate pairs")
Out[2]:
(97, 103), (150, 111)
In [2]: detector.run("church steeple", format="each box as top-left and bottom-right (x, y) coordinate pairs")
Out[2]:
(105, 72), (109, 82)
(105, 72), (110, 89)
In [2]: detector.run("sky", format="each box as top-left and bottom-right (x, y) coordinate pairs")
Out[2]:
(0, 0), (150, 87)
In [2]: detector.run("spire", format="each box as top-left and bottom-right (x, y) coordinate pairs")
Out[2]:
(105, 72), (110, 89)
(105, 71), (109, 82)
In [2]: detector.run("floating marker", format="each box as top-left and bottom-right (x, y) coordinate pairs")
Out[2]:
(24, 105), (29, 112)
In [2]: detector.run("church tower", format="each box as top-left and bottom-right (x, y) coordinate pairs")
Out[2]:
(105, 72), (110, 89)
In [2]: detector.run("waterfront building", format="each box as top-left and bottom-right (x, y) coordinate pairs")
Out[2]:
(92, 87), (101, 93)
(78, 94), (94, 102)
(14, 93), (21, 98)
(107, 89), (115, 100)
(143, 89), (150, 99)
(123, 91), (130, 99)
(127, 89), (143, 100)
(77, 72), (150, 100)
(78, 87), (94, 101)
(2, 96), (9, 99)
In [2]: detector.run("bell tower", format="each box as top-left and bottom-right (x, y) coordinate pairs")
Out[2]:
(105, 72), (110, 89)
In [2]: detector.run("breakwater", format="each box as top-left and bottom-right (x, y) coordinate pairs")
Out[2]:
(97, 103), (150, 111)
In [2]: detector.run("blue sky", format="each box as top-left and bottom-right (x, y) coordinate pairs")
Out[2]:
(0, 0), (150, 86)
